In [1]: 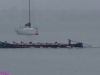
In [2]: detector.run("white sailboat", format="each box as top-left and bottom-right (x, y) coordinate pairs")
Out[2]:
(15, 0), (39, 35)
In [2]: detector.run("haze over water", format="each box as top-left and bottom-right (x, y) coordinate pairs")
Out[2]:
(0, 0), (100, 75)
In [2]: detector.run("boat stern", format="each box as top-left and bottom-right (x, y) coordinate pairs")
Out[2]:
(72, 42), (83, 48)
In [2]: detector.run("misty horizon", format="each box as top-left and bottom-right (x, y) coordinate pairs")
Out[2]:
(0, 9), (100, 23)
(0, 0), (100, 10)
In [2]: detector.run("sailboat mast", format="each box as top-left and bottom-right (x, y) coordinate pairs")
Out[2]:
(29, 0), (31, 25)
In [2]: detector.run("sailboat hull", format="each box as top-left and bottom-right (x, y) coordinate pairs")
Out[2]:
(15, 0), (39, 35)
(15, 27), (38, 35)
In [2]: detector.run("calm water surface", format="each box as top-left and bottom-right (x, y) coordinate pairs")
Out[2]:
(0, 12), (100, 75)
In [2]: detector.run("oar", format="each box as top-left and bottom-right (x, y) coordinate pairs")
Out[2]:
(71, 40), (79, 43)
(70, 40), (81, 43)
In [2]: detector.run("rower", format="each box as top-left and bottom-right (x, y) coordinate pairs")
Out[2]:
(21, 41), (24, 45)
(13, 41), (16, 44)
(68, 39), (71, 46)
(54, 41), (57, 45)
(5, 41), (8, 44)
(29, 41), (32, 44)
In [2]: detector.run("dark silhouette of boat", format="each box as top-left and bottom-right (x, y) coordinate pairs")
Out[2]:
(0, 41), (83, 48)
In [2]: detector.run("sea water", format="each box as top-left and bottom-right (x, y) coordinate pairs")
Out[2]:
(0, 10), (100, 75)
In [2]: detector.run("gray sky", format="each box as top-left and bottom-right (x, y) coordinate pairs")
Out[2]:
(0, 0), (100, 10)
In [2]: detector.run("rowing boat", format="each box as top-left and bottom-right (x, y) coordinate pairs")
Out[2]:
(0, 41), (83, 48)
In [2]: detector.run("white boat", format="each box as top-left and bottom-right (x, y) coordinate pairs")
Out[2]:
(15, 0), (39, 35)
(15, 27), (38, 35)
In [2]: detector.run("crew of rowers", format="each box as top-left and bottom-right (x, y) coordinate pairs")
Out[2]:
(3, 39), (72, 46)
(12, 41), (64, 45)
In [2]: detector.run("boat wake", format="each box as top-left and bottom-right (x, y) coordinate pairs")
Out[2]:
(83, 46), (100, 48)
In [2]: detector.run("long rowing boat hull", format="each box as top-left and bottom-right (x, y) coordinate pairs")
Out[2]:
(0, 42), (83, 48)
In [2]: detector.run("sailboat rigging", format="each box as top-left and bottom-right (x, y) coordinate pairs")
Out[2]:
(15, 0), (39, 35)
